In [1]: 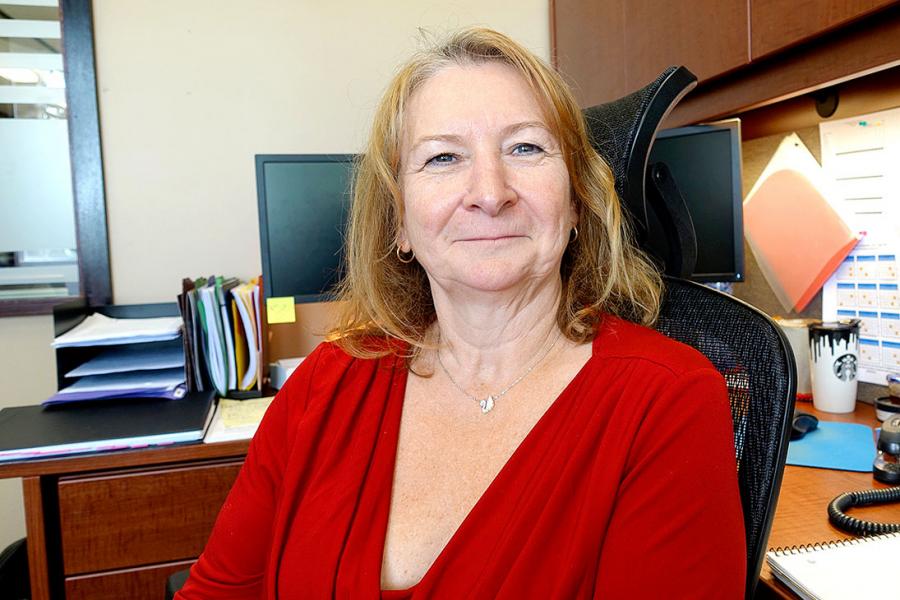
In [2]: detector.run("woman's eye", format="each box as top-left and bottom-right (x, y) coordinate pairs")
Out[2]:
(426, 153), (457, 166)
(512, 143), (543, 155)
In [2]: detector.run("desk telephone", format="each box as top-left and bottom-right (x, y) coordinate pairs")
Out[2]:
(825, 414), (900, 536)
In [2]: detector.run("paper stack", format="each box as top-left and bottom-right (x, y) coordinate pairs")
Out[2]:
(179, 276), (264, 398)
(203, 396), (274, 443)
(46, 314), (187, 405)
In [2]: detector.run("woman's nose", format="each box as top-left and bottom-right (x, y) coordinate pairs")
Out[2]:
(463, 153), (517, 216)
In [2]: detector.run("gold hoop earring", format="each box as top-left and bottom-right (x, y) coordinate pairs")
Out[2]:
(569, 227), (579, 243)
(396, 245), (415, 264)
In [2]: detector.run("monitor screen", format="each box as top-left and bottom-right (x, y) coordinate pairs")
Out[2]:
(647, 119), (744, 282)
(256, 154), (355, 303)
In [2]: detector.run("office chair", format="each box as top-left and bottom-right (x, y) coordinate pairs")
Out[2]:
(583, 67), (699, 277)
(0, 538), (29, 600)
(583, 66), (797, 599)
(166, 568), (190, 600)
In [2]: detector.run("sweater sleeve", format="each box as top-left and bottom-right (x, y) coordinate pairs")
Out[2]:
(593, 367), (746, 599)
(175, 347), (322, 600)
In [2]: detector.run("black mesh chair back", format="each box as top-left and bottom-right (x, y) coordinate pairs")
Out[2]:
(584, 70), (797, 599)
(582, 66), (696, 243)
(656, 277), (795, 598)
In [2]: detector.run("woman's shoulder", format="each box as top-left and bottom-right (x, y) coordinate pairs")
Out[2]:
(265, 336), (405, 434)
(277, 336), (404, 398)
(592, 314), (718, 378)
(301, 332), (408, 364)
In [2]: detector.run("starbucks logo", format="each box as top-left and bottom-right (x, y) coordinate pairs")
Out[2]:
(832, 354), (857, 382)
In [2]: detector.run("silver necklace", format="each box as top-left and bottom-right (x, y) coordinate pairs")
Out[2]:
(436, 329), (563, 414)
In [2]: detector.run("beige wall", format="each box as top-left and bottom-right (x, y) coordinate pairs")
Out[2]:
(95, 0), (551, 304)
(0, 316), (57, 547)
(0, 0), (549, 550)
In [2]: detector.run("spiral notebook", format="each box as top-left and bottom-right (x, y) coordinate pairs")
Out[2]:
(766, 532), (900, 600)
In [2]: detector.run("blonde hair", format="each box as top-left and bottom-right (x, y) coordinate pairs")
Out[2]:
(329, 27), (661, 359)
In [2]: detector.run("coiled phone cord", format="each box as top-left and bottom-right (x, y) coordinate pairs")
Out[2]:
(827, 486), (900, 536)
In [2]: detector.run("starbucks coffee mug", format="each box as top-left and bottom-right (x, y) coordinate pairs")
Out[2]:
(809, 320), (861, 413)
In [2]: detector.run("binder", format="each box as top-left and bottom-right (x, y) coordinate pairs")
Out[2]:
(179, 276), (263, 397)
(0, 391), (215, 462)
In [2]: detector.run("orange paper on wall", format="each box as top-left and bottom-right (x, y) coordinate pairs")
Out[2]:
(744, 167), (859, 312)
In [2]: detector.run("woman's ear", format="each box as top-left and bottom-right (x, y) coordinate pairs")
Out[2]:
(396, 227), (411, 253)
(568, 186), (579, 222)
(393, 192), (411, 252)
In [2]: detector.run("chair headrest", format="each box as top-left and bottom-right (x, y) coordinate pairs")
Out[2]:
(582, 66), (697, 238)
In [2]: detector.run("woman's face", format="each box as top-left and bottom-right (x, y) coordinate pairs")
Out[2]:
(398, 62), (575, 296)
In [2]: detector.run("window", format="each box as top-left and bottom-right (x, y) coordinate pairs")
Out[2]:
(0, 0), (110, 315)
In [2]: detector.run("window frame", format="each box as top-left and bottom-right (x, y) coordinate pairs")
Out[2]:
(0, 0), (110, 317)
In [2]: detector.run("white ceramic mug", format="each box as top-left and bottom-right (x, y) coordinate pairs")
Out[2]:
(774, 318), (816, 401)
(809, 320), (860, 413)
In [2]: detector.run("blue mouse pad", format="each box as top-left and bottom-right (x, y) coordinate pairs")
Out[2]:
(786, 421), (876, 472)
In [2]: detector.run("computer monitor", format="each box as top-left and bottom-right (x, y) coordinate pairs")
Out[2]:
(255, 154), (356, 303)
(647, 119), (744, 283)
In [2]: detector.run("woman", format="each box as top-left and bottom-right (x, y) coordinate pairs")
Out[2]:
(178, 28), (745, 599)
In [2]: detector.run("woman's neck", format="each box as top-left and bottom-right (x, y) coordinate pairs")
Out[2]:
(425, 276), (564, 395)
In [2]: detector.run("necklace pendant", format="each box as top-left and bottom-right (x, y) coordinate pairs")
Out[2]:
(480, 395), (495, 414)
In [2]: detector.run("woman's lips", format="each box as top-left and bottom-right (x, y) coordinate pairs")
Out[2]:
(458, 235), (524, 242)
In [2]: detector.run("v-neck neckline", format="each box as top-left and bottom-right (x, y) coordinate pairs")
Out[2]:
(377, 332), (601, 594)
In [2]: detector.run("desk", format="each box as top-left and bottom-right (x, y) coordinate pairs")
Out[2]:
(3, 403), (897, 599)
(756, 402), (900, 599)
(0, 440), (249, 600)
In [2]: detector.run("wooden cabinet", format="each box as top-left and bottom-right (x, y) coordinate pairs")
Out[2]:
(624, 0), (749, 90)
(553, 0), (748, 106)
(0, 441), (249, 600)
(58, 461), (242, 576)
(65, 561), (195, 600)
(552, 0), (900, 124)
(552, 0), (628, 109)
(751, 0), (898, 59)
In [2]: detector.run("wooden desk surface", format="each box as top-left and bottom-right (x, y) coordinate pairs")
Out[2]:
(757, 401), (900, 599)
(0, 439), (250, 479)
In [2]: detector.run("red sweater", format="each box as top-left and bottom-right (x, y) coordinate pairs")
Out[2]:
(177, 315), (745, 599)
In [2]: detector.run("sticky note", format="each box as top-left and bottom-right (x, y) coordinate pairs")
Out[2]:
(266, 297), (296, 324)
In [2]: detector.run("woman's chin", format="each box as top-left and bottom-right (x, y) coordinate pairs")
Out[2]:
(439, 262), (550, 295)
